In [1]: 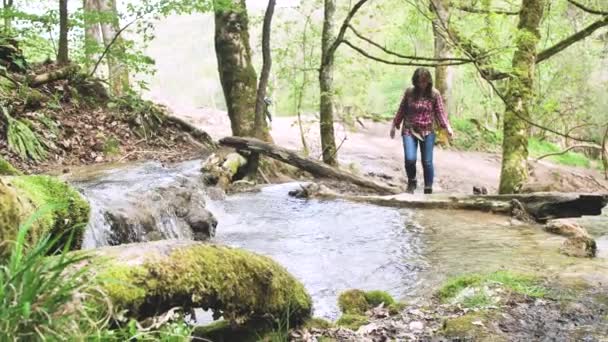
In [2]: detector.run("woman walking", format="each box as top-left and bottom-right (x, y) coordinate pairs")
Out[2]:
(390, 67), (454, 194)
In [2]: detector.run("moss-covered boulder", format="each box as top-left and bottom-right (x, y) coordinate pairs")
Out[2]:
(0, 156), (21, 175)
(0, 175), (89, 256)
(338, 289), (368, 315)
(92, 240), (312, 324)
(441, 311), (506, 341)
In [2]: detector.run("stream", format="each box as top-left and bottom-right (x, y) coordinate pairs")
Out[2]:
(70, 160), (608, 320)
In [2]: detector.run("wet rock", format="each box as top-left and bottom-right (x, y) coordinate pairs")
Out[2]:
(409, 321), (424, 331)
(560, 235), (597, 258)
(545, 220), (589, 238)
(98, 178), (217, 246)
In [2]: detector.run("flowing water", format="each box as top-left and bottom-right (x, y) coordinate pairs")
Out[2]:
(72, 160), (608, 320)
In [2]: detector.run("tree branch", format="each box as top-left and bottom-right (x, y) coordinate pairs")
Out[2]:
(342, 40), (471, 67)
(455, 5), (519, 15)
(486, 15), (608, 80)
(537, 15), (608, 63)
(89, 17), (137, 77)
(535, 143), (601, 161)
(348, 25), (472, 63)
(567, 0), (608, 15)
(324, 0), (369, 65)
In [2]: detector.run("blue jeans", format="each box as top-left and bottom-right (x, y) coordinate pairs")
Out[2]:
(402, 133), (435, 188)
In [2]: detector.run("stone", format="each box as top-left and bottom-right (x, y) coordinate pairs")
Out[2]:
(560, 235), (597, 258)
(545, 220), (589, 238)
(409, 321), (424, 331)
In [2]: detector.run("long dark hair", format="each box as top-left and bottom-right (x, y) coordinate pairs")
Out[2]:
(411, 67), (434, 99)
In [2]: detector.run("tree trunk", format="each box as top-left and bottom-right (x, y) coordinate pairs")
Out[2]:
(319, 0), (338, 166)
(83, 0), (103, 72)
(58, 0), (69, 65)
(213, 0), (259, 137)
(431, 0), (451, 107)
(253, 0), (276, 140)
(499, 0), (545, 194)
(3, 0), (14, 33)
(301, 184), (608, 223)
(98, 0), (129, 95)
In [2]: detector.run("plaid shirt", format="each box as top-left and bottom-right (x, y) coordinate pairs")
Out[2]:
(393, 88), (450, 137)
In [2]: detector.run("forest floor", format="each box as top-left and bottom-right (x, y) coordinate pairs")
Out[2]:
(171, 105), (608, 195)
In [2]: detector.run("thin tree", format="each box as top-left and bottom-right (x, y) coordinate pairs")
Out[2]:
(319, 0), (369, 166)
(58, 0), (69, 65)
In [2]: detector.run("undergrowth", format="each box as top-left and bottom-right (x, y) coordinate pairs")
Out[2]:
(0, 209), (193, 341)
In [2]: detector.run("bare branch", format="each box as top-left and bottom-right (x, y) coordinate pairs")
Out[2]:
(89, 17), (137, 77)
(348, 25), (472, 63)
(537, 15), (608, 63)
(455, 5), (519, 15)
(324, 0), (369, 65)
(342, 40), (471, 67)
(535, 143), (601, 161)
(567, 0), (608, 15)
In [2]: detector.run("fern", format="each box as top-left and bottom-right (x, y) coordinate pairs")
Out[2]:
(2, 107), (47, 161)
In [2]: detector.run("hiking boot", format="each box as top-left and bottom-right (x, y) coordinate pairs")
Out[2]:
(406, 180), (417, 194)
(424, 187), (433, 194)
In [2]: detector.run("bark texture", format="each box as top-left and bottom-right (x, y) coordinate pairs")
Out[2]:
(58, 0), (69, 65)
(319, 0), (338, 166)
(214, 0), (259, 138)
(499, 0), (545, 194)
(98, 0), (129, 95)
(84, 0), (102, 71)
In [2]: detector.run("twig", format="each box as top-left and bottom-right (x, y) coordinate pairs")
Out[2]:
(602, 124), (608, 180)
(348, 25), (471, 62)
(535, 143), (601, 161)
(342, 40), (470, 67)
(89, 17), (138, 77)
(455, 5), (519, 15)
(567, 0), (608, 15)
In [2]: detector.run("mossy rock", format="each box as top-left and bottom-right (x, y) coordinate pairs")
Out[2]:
(336, 314), (369, 331)
(441, 311), (506, 341)
(0, 175), (90, 256)
(338, 289), (398, 315)
(338, 289), (369, 315)
(0, 156), (21, 176)
(93, 240), (312, 325)
(364, 290), (396, 307)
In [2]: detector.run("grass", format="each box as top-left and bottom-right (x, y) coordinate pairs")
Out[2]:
(438, 271), (548, 308)
(450, 117), (503, 152)
(0, 210), (194, 341)
(528, 138), (591, 168)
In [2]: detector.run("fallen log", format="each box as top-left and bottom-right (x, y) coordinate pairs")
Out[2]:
(297, 183), (608, 222)
(219, 136), (399, 194)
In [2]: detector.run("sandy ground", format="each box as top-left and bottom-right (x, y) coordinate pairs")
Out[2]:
(169, 104), (608, 194)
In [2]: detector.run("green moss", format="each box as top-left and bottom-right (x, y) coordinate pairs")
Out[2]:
(336, 314), (369, 331)
(338, 289), (368, 315)
(442, 311), (503, 341)
(97, 262), (148, 309)
(0, 156), (21, 176)
(364, 290), (396, 307)
(303, 317), (334, 330)
(387, 302), (408, 316)
(99, 244), (312, 324)
(0, 181), (21, 247)
(10, 175), (90, 250)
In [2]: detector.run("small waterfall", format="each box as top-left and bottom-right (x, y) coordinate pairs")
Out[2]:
(69, 160), (217, 249)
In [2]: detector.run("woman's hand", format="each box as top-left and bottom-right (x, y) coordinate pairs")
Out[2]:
(447, 126), (455, 139)
(390, 125), (396, 139)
